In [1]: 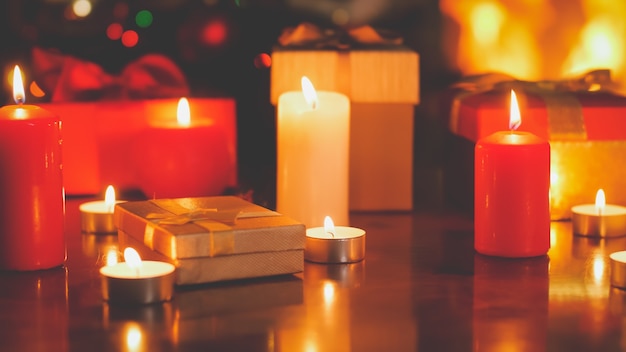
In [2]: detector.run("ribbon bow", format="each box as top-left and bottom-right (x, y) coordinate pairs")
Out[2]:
(277, 22), (403, 49)
(31, 47), (190, 102)
(146, 208), (241, 226)
(451, 69), (615, 94)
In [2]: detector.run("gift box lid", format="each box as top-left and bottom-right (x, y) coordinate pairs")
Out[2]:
(114, 196), (306, 260)
(449, 88), (626, 142)
(270, 46), (419, 105)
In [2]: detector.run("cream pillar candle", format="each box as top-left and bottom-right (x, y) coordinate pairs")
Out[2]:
(276, 77), (350, 228)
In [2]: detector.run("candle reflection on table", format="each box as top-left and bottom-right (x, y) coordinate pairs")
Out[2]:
(473, 254), (549, 352)
(276, 278), (351, 352)
(0, 267), (68, 351)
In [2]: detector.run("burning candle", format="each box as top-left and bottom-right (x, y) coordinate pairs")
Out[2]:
(79, 185), (123, 234)
(100, 247), (176, 304)
(276, 77), (350, 228)
(572, 189), (626, 238)
(305, 216), (365, 263)
(474, 90), (550, 257)
(133, 97), (232, 198)
(0, 65), (64, 270)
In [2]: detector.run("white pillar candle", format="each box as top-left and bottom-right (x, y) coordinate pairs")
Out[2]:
(276, 77), (350, 228)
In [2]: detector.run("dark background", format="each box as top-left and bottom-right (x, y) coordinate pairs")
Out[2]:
(0, 0), (460, 210)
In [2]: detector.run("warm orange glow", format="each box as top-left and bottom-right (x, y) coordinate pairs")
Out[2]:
(441, 0), (626, 91)
(177, 97), (191, 126)
(104, 185), (116, 212)
(124, 247), (142, 269)
(324, 216), (335, 237)
(301, 76), (318, 110)
(562, 17), (624, 78)
(12, 65), (25, 104)
(470, 2), (504, 46)
(509, 90), (521, 130)
(595, 189), (606, 214)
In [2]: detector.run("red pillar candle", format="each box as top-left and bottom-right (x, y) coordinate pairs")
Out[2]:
(474, 90), (550, 257)
(0, 66), (65, 270)
(132, 97), (232, 198)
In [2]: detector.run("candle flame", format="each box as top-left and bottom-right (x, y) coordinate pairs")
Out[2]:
(177, 97), (191, 126)
(106, 248), (118, 266)
(324, 216), (335, 238)
(12, 65), (25, 105)
(509, 90), (521, 130)
(595, 188), (606, 215)
(124, 247), (142, 269)
(301, 76), (318, 110)
(104, 185), (116, 213)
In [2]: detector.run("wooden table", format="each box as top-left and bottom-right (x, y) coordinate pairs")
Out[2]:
(1, 196), (625, 351)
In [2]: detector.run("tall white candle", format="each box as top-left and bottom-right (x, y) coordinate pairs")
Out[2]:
(276, 77), (350, 228)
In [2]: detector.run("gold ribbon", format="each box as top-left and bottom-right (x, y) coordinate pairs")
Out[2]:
(141, 199), (281, 258)
(143, 199), (240, 257)
(448, 69), (615, 140)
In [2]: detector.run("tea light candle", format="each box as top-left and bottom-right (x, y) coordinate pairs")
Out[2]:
(276, 77), (350, 228)
(0, 66), (65, 271)
(474, 90), (550, 258)
(610, 251), (626, 289)
(305, 216), (365, 263)
(100, 247), (176, 304)
(80, 185), (123, 234)
(572, 189), (626, 238)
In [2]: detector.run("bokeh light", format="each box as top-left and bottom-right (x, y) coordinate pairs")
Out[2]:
(29, 81), (45, 98)
(201, 19), (227, 46)
(135, 10), (153, 28)
(331, 8), (350, 26)
(121, 30), (139, 48)
(106, 23), (124, 40)
(113, 2), (129, 20)
(72, 0), (92, 18)
(254, 53), (271, 69)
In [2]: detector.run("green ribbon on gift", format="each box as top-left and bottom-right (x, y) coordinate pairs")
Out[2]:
(449, 69), (615, 140)
(142, 199), (279, 258)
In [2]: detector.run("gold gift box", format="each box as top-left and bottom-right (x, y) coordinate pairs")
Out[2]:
(270, 26), (420, 211)
(115, 196), (305, 285)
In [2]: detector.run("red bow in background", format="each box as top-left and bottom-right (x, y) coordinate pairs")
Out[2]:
(31, 47), (190, 102)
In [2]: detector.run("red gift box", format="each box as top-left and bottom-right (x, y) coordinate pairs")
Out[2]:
(445, 71), (626, 219)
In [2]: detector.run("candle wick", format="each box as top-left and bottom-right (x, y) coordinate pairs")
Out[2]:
(326, 230), (335, 238)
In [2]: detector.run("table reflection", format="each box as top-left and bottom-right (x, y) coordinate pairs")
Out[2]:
(0, 266), (68, 351)
(473, 254), (549, 352)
